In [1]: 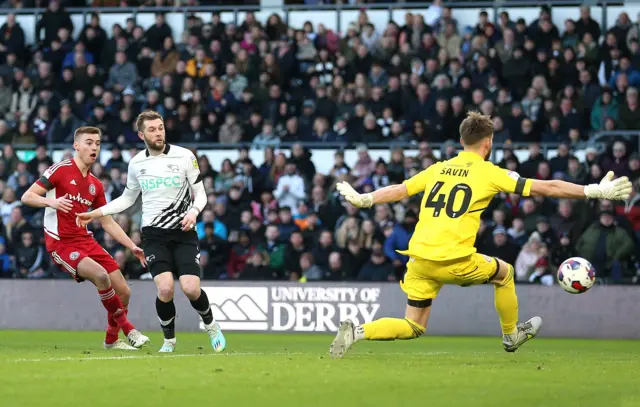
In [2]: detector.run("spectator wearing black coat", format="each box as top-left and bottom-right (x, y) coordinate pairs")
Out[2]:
(484, 227), (520, 266)
(35, 0), (73, 48)
(575, 6), (601, 41)
(551, 233), (577, 268)
(145, 13), (173, 52)
(312, 230), (337, 270)
(319, 252), (346, 281)
(0, 14), (25, 60)
(200, 223), (230, 280)
(14, 230), (47, 279)
(238, 251), (277, 280)
(78, 14), (108, 65)
(284, 231), (306, 280)
(358, 239), (395, 281)
(48, 101), (83, 143)
(519, 144), (546, 179)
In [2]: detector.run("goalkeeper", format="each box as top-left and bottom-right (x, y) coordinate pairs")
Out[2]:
(330, 112), (632, 358)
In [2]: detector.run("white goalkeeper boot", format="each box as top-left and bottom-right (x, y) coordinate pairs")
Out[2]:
(502, 316), (543, 353)
(330, 320), (358, 358)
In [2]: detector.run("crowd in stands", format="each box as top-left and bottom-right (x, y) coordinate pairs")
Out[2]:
(1, 141), (640, 283)
(0, 3), (640, 282)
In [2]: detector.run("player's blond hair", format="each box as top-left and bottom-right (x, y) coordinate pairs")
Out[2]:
(459, 111), (494, 146)
(73, 126), (101, 141)
(135, 110), (164, 133)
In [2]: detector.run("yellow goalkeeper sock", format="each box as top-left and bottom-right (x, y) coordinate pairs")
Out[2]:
(494, 264), (518, 335)
(362, 318), (425, 340)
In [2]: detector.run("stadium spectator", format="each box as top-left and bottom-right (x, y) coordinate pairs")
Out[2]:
(1, 5), (640, 283)
(485, 226), (520, 266)
(48, 101), (83, 143)
(358, 238), (395, 281)
(35, 0), (73, 49)
(507, 217), (528, 247)
(239, 251), (275, 280)
(258, 224), (286, 270)
(0, 237), (12, 278)
(577, 208), (636, 282)
(273, 163), (306, 214)
(14, 230), (47, 279)
(515, 232), (547, 281)
(0, 187), (20, 226)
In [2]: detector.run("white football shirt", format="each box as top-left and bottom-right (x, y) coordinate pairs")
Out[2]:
(125, 144), (201, 229)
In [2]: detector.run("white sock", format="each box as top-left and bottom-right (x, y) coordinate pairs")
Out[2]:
(164, 337), (176, 345)
(354, 325), (365, 342)
(203, 318), (217, 327)
(503, 330), (518, 340)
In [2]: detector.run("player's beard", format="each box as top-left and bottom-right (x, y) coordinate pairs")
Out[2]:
(144, 134), (165, 152)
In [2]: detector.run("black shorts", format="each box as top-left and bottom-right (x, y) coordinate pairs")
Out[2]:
(141, 227), (201, 279)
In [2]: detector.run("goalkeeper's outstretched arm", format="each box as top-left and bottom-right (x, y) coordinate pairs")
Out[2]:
(370, 184), (409, 204)
(529, 171), (632, 201)
(529, 179), (588, 199)
(336, 181), (408, 208)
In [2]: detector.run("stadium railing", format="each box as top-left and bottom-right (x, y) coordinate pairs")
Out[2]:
(6, 142), (608, 173)
(0, 0), (629, 45)
(590, 131), (640, 153)
(12, 141), (606, 153)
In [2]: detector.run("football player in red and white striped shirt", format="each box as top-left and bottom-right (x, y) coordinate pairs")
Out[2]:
(21, 126), (150, 350)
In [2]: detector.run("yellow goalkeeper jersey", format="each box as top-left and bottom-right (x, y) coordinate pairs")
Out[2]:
(398, 151), (532, 261)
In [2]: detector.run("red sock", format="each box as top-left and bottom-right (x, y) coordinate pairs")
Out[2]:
(105, 312), (119, 345)
(105, 321), (119, 344)
(98, 287), (135, 335)
(106, 305), (129, 344)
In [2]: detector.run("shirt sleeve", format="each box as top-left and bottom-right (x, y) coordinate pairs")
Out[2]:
(100, 187), (140, 216)
(185, 152), (202, 184)
(36, 163), (66, 190)
(488, 164), (532, 196)
(125, 162), (141, 192)
(402, 165), (435, 196)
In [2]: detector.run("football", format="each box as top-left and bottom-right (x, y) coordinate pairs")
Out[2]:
(557, 257), (596, 294)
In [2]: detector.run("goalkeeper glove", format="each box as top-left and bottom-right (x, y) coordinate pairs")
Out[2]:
(336, 181), (374, 208)
(584, 171), (633, 200)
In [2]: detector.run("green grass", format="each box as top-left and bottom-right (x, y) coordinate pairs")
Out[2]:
(1, 331), (640, 407)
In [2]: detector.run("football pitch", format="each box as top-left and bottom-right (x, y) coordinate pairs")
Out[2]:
(1, 331), (639, 407)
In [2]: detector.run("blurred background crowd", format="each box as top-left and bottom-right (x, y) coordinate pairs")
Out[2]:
(0, 1), (639, 283)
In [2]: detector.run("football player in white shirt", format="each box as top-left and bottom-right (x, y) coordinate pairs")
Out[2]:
(77, 111), (226, 353)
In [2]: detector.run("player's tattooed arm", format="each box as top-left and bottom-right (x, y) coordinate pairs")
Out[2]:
(21, 183), (73, 212)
